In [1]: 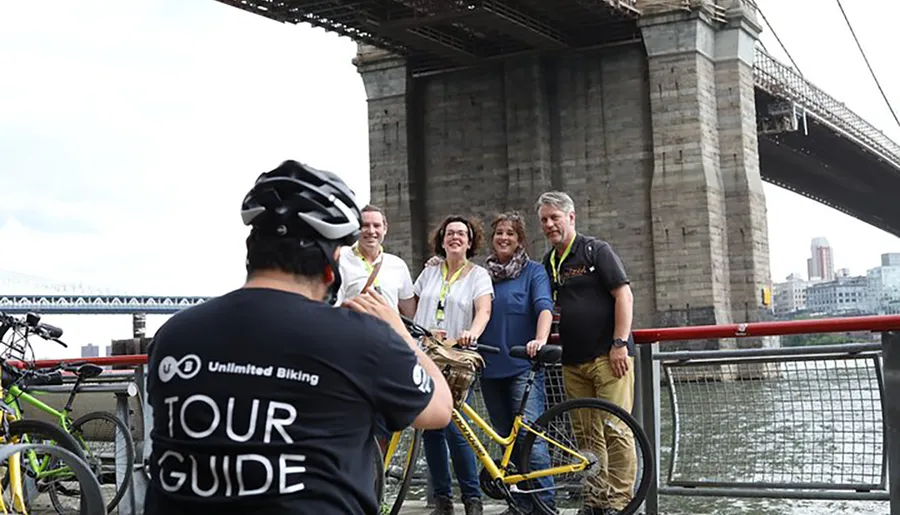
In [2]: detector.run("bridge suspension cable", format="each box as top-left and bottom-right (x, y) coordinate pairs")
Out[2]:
(746, 0), (803, 76)
(833, 0), (900, 129)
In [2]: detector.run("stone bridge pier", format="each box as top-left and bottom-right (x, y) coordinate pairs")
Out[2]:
(353, 1), (776, 349)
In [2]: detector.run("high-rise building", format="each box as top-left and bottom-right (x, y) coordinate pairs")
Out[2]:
(807, 237), (835, 281)
(81, 344), (99, 358)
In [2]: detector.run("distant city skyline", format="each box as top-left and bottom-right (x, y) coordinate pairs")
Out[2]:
(774, 246), (900, 317)
(781, 236), (900, 282)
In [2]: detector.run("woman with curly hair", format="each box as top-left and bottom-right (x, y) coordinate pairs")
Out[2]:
(411, 214), (493, 515)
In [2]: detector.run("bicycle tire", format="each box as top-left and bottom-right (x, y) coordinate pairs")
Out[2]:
(2, 418), (89, 511)
(49, 410), (135, 513)
(373, 435), (385, 504)
(384, 428), (422, 515)
(519, 397), (653, 515)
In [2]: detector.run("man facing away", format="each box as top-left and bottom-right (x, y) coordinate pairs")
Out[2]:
(335, 204), (416, 318)
(535, 190), (637, 515)
(144, 160), (453, 515)
(334, 204), (417, 466)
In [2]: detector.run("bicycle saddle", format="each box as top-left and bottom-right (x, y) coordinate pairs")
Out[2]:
(510, 345), (562, 364)
(75, 364), (103, 379)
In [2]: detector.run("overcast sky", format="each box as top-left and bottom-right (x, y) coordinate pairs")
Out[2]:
(1, 0), (899, 358)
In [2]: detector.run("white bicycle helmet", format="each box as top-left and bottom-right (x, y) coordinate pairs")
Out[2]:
(241, 160), (362, 301)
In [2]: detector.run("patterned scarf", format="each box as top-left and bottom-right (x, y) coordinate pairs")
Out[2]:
(485, 247), (529, 282)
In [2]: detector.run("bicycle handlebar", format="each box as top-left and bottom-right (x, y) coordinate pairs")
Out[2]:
(0, 312), (68, 348)
(398, 314), (500, 354)
(472, 343), (500, 354)
(400, 314), (429, 339)
(0, 360), (64, 387)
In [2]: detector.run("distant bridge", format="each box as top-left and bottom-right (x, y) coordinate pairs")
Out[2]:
(0, 295), (211, 315)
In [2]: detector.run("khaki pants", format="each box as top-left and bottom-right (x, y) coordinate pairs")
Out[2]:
(562, 356), (636, 511)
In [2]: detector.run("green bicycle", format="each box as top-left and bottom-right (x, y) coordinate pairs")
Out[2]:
(0, 312), (135, 513)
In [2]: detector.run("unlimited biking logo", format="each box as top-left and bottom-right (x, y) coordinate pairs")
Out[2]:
(158, 354), (202, 383)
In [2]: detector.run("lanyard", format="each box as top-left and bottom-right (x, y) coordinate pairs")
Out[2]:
(352, 243), (383, 287)
(436, 260), (467, 321)
(549, 236), (575, 301)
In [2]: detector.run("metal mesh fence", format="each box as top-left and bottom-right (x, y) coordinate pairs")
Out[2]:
(404, 345), (887, 504)
(662, 352), (885, 491)
(754, 48), (900, 169)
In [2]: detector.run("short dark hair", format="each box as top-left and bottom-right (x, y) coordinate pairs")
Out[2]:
(490, 212), (528, 253)
(430, 215), (484, 259)
(361, 204), (387, 225)
(245, 230), (329, 280)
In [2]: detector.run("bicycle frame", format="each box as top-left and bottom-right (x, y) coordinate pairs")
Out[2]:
(452, 367), (588, 487)
(384, 431), (403, 466)
(452, 403), (585, 485)
(3, 384), (73, 431)
(2, 381), (81, 483)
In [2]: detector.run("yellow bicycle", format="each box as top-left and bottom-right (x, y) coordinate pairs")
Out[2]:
(399, 317), (653, 514)
(379, 427), (422, 515)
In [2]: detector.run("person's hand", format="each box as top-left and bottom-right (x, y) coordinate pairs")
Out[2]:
(424, 255), (443, 268)
(609, 345), (630, 378)
(342, 289), (406, 337)
(525, 338), (546, 358)
(458, 330), (477, 347)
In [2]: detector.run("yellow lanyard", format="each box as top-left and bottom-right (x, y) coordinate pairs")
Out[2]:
(436, 260), (467, 321)
(549, 236), (575, 301)
(352, 243), (383, 287)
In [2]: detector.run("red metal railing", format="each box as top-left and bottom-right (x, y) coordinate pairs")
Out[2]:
(9, 315), (900, 369)
(629, 314), (900, 343)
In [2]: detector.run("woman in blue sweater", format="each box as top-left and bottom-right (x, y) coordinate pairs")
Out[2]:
(479, 212), (555, 513)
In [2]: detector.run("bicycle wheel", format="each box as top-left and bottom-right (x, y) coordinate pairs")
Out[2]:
(2, 418), (88, 513)
(519, 397), (653, 515)
(49, 410), (135, 514)
(372, 435), (385, 504)
(381, 428), (422, 515)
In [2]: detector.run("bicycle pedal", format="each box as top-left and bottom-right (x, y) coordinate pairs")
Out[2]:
(509, 484), (560, 495)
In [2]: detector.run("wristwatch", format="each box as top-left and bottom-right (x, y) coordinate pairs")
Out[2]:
(612, 338), (628, 348)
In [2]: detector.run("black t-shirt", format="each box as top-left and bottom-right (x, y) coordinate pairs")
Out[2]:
(144, 287), (433, 515)
(543, 234), (634, 365)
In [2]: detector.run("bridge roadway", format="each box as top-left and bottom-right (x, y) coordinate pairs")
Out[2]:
(212, 0), (900, 237)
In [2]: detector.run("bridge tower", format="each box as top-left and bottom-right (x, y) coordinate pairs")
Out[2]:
(354, 1), (775, 347)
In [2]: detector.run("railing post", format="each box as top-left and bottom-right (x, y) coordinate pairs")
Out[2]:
(134, 364), (150, 514)
(883, 331), (900, 514)
(634, 342), (661, 515)
(116, 391), (137, 515)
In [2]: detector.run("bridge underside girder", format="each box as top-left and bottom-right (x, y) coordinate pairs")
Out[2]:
(757, 93), (900, 238)
(214, 0), (641, 73)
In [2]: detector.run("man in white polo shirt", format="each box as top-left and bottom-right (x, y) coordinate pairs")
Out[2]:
(336, 203), (416, 317)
